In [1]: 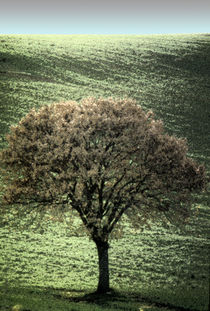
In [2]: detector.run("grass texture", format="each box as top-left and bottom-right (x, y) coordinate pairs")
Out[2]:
(0, 34), (210, 310)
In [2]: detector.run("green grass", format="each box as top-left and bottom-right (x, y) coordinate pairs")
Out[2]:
(0, 34), (210, 310)
(0, 284), (209, 311)
(0, 285), (204, 311)
(0, 34), (210, 165)
(0, 221), (209, 310)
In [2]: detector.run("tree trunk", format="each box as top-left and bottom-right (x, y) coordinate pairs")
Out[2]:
(95, 240), (110, 293)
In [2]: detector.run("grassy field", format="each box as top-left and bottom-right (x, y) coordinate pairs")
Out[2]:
(0, 34), (210, 311)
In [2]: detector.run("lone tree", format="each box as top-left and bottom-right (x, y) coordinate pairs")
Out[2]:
(0, 98), (206, 293)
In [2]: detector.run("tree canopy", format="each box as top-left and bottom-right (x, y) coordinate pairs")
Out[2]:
(0, 97), (206, 293)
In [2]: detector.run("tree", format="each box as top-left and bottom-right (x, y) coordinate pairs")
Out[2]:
(0, 97), (206, 293)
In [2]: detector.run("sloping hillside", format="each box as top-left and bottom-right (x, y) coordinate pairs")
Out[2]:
(0, 34), (209, 311)
(0, 34), (210, 170)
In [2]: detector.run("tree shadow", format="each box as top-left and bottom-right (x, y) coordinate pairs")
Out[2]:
(53, 288), (120, 303)
(52, 288), (198, 311)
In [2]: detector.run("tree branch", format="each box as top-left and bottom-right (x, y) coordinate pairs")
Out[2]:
(103, 172), (126, 213)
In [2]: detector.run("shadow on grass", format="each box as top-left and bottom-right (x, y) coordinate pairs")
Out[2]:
(52, 288), (199, 311)
(0, 286), (206, 311)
